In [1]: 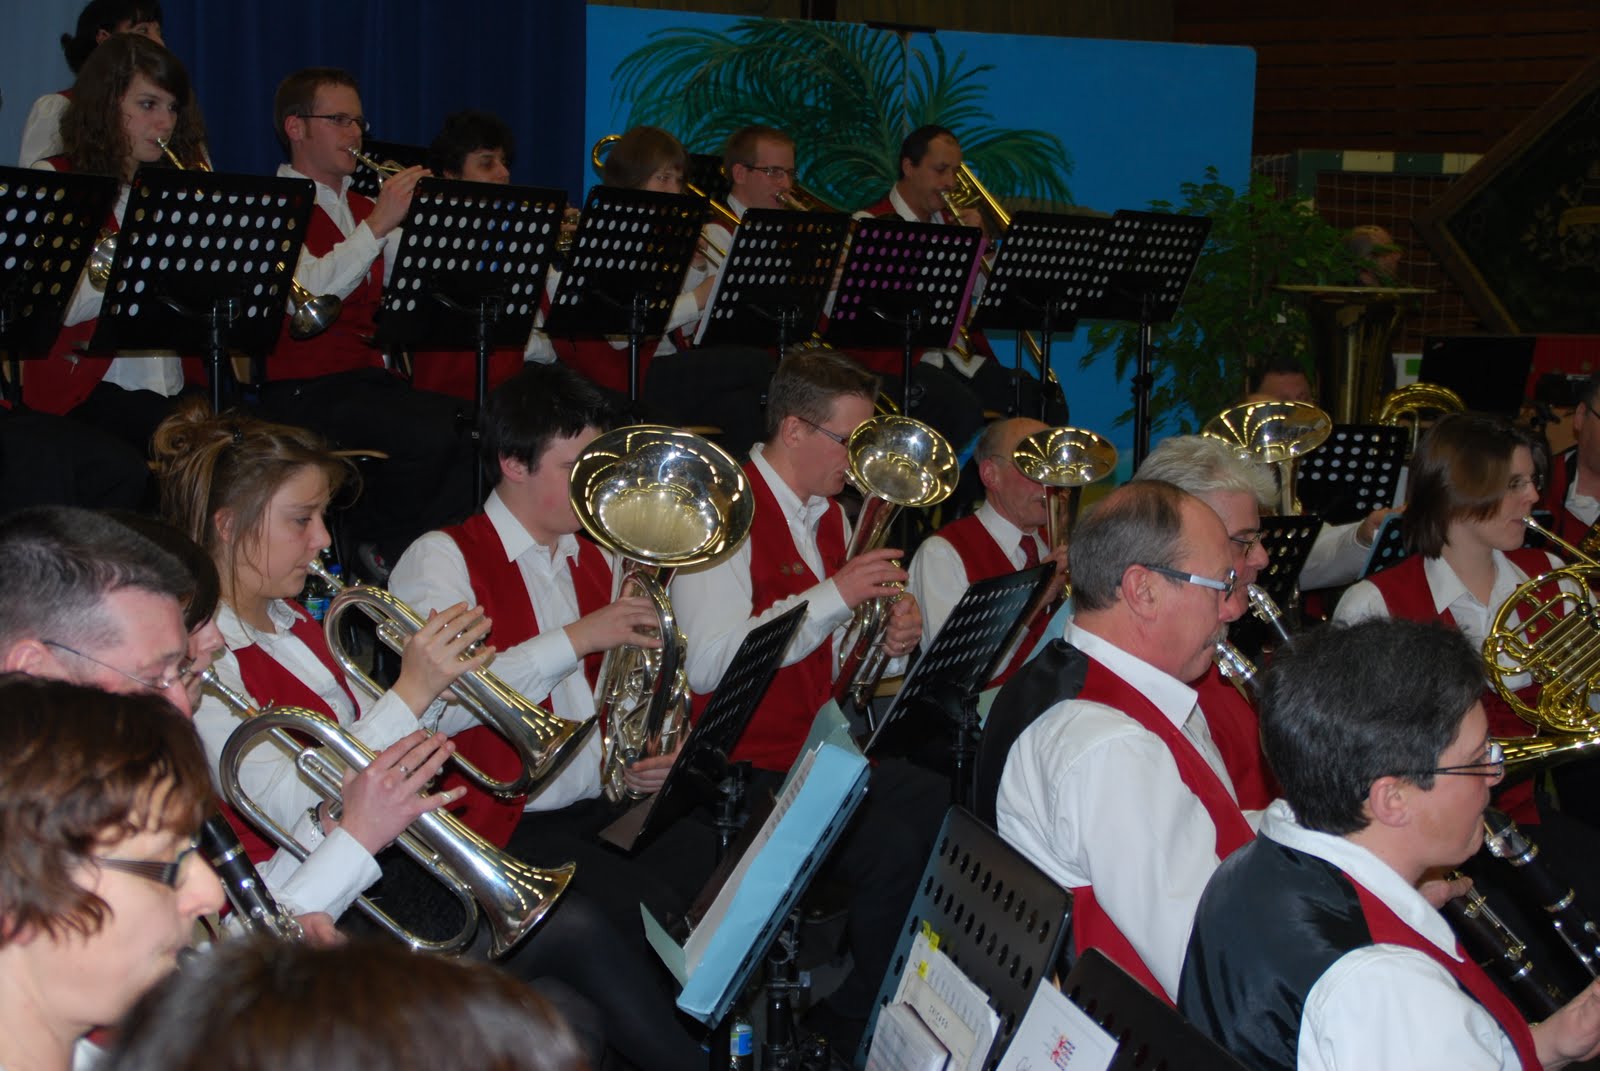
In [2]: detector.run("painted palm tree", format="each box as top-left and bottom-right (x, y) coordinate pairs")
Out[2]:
(611, 18), (1073, 212)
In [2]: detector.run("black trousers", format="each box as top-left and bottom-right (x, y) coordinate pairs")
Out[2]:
(0, 404), (151, 512)
(256, 369), (478, 565)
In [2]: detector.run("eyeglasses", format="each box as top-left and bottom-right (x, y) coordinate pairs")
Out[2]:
(1229, 531), (1263, 553)
(1507, 474), (1543, 494)
(298, 113), (371, 134)
(1138, 563), (1238, 600)
(42, 640), (189, 697)
(741, 164), (798, 181)
(798, 416), (850, 447)
(1414, 739), (1506, 779)
(95, 837), (202, 888)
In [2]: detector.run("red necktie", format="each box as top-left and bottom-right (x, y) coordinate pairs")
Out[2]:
(1021, 537), (1041, 568)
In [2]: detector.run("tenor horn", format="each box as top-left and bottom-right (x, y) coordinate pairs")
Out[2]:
(569, 425), (755, 801)
(833, 415), (959, 709)
(1203, 400), (1332, 515)
(158, 137), (340, 339)
(312, 560), (596, 800)
(205, 669), (572, 957)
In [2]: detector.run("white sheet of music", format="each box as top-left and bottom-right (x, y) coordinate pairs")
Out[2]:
(877, 930), (998, 1071)
(995, 981), (1117, 1071)
(865, 1001), (950, 1071)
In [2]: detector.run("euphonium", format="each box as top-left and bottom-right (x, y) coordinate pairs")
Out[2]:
(1012, 426), (1118, 553)
(569, 425), (755, 801)
(312, 559), (595, 799)
(833, 415), (959, 709)
(204, 668), (572, 957)
(1481, 515), (1600, 770)
(1203, 400), (1332, 515)
(157, 137), (339, 339)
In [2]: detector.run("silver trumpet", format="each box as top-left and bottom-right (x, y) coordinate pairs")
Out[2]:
(833, 415), (959, 709)
(204, 668), (572, 957)
(569, 425), (755, 802)
(312, 559), (595, 800)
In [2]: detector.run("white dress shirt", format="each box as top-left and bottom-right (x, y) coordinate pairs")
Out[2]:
(389, 490), (605, 811)
(1299, 520), (1371, 591)
(671, 443), (856, 694)
(907, 501), (1044, 654)
(18, 91), (68, 167)
(193, 599), (462, 919)
(276, 164), (396, 299)
(1567, 475), (1600, 530)
(1255, 801), (1520, 1070)
(995, 621), (1256, 1000)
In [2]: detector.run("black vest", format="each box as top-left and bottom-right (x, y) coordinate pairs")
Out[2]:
(975, 638), (1089, 827)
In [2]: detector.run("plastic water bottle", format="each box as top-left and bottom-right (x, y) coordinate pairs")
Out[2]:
(300, 560), (341, 622)
(728, 1014), (754, 1070)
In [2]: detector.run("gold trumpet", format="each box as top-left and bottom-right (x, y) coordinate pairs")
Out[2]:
(347, 145), (406, 176)
(155, 137), (340, 339)
(569, 425), (755, 801)
(204, 668), (572, 957)
(311, 560), (596, 800)
(833, 415), (959, 708)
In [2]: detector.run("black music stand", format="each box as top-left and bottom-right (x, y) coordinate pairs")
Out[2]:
(1228, 515), (1321, 658)
(1297, 424), (1409, 522)
(866, 566), (1054, 807)
(0, 167), (119, 403)
(87, 168), (314, 410)
(1360, 512), (1410, 578)
(694, 207), (850, 355)
(599, 603), (808, 855)
(970, 211), (1120, 419)
(544, 186), (705, 402)
(687, 152), (732, 203)
(1092, 210), (1210, 469)
(825, 216), (985, 412)
(856, 806), (1071, 1071)
(1060, 950), (1250, 1071)
(348, 139), (429, 199)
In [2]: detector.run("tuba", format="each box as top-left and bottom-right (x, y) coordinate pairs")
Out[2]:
(204, 668), (572, 957)
(569, 425), (755, 801)
(156, 137), (339, 339)
(833, 415), (959, 709)
(313, 559), (595, 800)
(1481, 516), (1600, 771)
(1204, 400), (1332, 516)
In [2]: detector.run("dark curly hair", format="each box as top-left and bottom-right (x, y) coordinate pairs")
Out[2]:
(59, 0), (164, 74)
(59, 32), (205, 179)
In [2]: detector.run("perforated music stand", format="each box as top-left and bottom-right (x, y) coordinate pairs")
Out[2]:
(544, 186), (705, 401)
(825, 216), (985, 410)
(348, 139), (429, 199)
(1092, 210), (1211, 469)
(970, 211), (1119, 419)
(1060, 950), (1249, 1071)
(856, 806), (1071, 1071)
(599, 603), (808, 854)
(687, 153), (731, 203)
(1228, 515), (1321, 657)
(87, 168), (314, 410)
(1361, 512), (1410, 578)
(865, 565), (1054, 806)
(694, 207), (849, 354)
(1297, 424), (1409, 522)
(0, 166), (119, 402)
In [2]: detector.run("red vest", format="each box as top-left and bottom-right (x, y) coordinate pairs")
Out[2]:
(1351, 879), (1540, 1069)
(934, 512), (1050, 687)
(267, 187), (386, 381)
(24, 157), (118, 414)
(222, 605), (359, 868)
(703, 463), (848, 772)
(410, 343), (524, 401)
(540, 288), (657, 396)
(1367, 549), (1556, 824)
(1193, 665), (1279, 812)
(1069, 658), (1255, 1003)
(441, 511), (612, 845)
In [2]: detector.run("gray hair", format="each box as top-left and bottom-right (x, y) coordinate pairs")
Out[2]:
(1133, 435), (1275, 509)
(1070, 480), (1191, 613)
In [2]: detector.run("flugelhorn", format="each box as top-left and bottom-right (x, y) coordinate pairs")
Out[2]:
(347, 145), (405, 177)
(1203, 400), (1332, 515)
(569, 425), (754, 801)
(311, 559), (595, 800)
(833, 415), (959, 709)
(156, 137), (340, 339)
(204, 668), (572, 957)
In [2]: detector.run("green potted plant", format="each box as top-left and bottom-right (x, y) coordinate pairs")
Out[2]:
(1081, 166), (1362, 433)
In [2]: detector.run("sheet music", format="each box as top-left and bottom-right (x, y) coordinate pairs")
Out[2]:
(865, 1001), (951, 1071)
(994, 981), (1117, 1071)
(681, 744), (819, 973)
(884, 930), (999, 1071)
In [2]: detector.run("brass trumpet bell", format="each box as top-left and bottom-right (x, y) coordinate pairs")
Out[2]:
(1012, 426), (1118, 550)
(1203, 400), (1332, 515)
(1372, 381), (1466, 456)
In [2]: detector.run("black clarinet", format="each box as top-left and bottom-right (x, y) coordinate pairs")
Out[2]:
(1442, 875), (1568, 1018)
(197, 813), (305, 940)
(1483, 807), (1600, 978)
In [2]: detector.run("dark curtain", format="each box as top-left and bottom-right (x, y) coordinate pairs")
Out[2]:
(162, 0), (586, 200)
